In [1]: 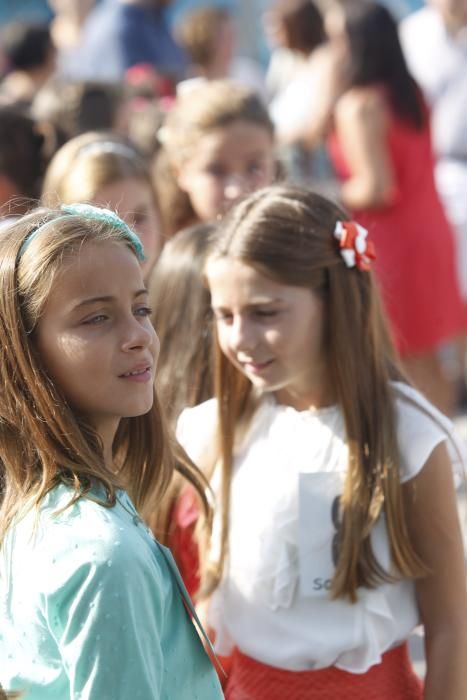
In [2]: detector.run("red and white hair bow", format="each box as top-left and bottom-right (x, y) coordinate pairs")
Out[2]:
(334, 221), (376, 272)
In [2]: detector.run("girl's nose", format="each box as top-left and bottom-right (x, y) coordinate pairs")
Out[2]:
(229, 316), (256, 354)
(122, 315), (157, 352)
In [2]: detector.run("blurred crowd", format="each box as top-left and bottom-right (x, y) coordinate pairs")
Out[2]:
(0, 0), (466, 416)
(2, 1), (467, 697)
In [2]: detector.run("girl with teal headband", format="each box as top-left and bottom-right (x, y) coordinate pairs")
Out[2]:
(0, 204), (224, 699)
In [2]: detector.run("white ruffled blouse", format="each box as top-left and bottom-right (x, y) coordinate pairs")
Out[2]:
(177, 382), (465, 673)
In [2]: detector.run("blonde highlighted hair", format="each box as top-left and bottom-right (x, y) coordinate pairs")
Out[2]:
(0, 207), (209, 545)
(176, 7), (232, 69)
(41, 131), (155, 207)
(152, 80), (274, 236)
(199, 184), (427, 601)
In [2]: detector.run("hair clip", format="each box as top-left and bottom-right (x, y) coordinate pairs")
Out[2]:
(334, 221), (376, 271)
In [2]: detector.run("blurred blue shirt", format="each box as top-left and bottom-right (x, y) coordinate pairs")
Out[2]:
(69, 0), (187, 82)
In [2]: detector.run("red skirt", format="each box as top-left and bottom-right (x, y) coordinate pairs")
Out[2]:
(224, 643), (423, 700)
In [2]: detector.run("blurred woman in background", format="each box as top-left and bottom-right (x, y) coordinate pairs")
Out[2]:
(327, 0), (467, 414)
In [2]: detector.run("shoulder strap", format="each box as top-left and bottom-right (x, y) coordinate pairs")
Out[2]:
(157, 542), (227, 678)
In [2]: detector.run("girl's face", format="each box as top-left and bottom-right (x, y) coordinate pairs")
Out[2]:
(92, 176), (163, 279)
(207, 257), (332, 410)
(176, 120), (275, 222)
(35, 240), (159, 441)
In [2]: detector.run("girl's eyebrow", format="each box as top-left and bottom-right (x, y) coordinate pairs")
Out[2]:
(246, 297), (283, 306)
(72, 289), (148, 310)
(213, 298), (283, 310)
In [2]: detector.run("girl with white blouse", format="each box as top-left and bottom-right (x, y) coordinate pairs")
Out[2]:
(177, 184), (467, 699)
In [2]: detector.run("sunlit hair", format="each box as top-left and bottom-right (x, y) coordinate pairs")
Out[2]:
(0, 207), (209, 545)
(152, 80), (274, 237)
(176, 7), (231, 69)
(41, 130), (157, 207)
(200, 184), (427, 601)
(148, 223), (216, 548)
(149, 222), (216, 426)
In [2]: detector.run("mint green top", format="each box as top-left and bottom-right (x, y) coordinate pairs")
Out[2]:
(0, 484), (223, 699)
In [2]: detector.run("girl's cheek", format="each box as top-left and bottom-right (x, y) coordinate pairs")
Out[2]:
(265, 328), (282, 346)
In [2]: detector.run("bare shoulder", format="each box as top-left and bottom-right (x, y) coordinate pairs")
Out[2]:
(309, 43), (334, 70)
(335, 87), (387, 124)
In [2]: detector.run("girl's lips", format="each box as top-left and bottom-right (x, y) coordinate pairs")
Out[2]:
(242, 359), (274, 375)
(119, 367), (152, 383)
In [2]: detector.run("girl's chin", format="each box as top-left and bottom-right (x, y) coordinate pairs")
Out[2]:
(121, 400), (155, 418)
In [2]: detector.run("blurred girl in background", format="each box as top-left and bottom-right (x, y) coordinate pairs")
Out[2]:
(265, 0), (340, 188)
(326, 0), (467, 414)
(152, 79), (276, 237)
(42, 131), (163, 279)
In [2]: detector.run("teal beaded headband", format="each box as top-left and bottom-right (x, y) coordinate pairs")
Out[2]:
(19, 203), (146, 261)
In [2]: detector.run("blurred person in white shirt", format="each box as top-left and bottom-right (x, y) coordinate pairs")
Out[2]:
(401, 0), (467, 300)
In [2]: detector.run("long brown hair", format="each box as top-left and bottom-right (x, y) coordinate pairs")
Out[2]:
(202, 184), (427, 601)
(149, 222), (216, 426)
(147, 223), (216, 547)
(0, 207), (209, 545)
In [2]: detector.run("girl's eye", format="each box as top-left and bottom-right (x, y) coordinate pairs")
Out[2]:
(247, 162), (264, 176)
(133, 212), (148, 227)
(135, 306), (152, 317)
(214, 312), (232, 322)
(83, 314), (109, 325)
(255, 309), (278, 318)
(206, 164), (226, 177)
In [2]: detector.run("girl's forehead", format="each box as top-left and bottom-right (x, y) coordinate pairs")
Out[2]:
(57, 239), (140, 282)
(207, 257), (283, 296)
(197, 120), (273, 150)
(44, 240), (144, 309)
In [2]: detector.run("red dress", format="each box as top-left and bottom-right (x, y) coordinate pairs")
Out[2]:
(328, 100), (467, 356)
(169, 485), (201, 599)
